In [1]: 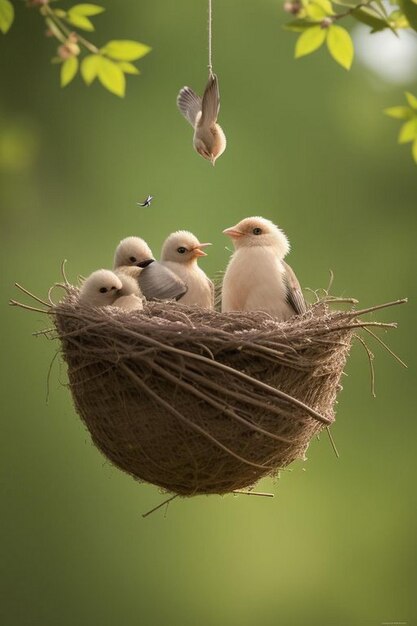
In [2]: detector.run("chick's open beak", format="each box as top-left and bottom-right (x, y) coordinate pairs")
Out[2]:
(223, 227), (243, 239)
(192, 243), (212, 257)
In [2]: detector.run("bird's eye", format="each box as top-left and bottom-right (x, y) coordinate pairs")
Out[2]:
(177, 247), (187, 254)
(253, 227), (262, 235)
(129, 256), (137, 263)
(99, 287), (108, 293)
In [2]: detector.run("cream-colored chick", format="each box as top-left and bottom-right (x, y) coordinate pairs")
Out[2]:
(114, 236), (187, 301)
(160, 231), (214, 308)
(222, 217), (306, 320)
(177, 73), (226, 166)
(113, 272), (143, 312)
(78, 269), (122, 307)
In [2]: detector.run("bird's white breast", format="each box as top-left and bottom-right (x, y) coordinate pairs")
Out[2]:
(221, 247), (294, 320)
(163, 262), (213, 309)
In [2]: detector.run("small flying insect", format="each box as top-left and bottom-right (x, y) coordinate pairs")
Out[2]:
(137, 195), (154, 208)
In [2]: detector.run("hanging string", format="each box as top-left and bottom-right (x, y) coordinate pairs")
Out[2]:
(208, 0), (213, 76)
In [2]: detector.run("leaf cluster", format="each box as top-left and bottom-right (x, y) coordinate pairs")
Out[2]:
(385, 92), (417, 164)
(0, 1), (151, 97)
(284, 0), (417, 70)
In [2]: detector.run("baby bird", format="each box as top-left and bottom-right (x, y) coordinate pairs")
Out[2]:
(114, 236), (187, 301)
(78, 269), (122, 307)
(177, 73), (226, 165)
(113, 273), (144, 312)
(222, 217), (306, 321)
(161, 231), (214, 309)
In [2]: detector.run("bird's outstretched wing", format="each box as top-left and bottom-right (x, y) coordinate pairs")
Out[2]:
(200, 73), (220, 126)
(139, 262), (188, 301)
(283, 261), (307, 315)
(177, 87), (202, 127)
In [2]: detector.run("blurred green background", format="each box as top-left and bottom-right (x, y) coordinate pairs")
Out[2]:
(1, 1), (416, 625)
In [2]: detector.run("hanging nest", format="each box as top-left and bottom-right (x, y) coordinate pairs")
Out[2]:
(10, 279), (406, 497)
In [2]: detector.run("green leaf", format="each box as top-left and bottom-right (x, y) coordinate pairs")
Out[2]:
(67, 4), (104, 16)
(312, 0), (334, 13)
(398, 118), (417, 143)
(118, 61), (140, 75)
(398, 0), (417, 31)
(0, 0), (14, 34)
(326, 24), (354, 69)
(295, 25), (327, 58)
(305, 0), (334, 18)
(352, 6), (389, 31)
(332, 0), (357, 6)
(97, 56), (125, 97)
(81, 54), (101, 85)
(283, 19), (319, 31)
(412, 139), (417, 164)
(388, 9), (409, 28)
(384, 106), (413, 119)
(61, 56), (79, 87)
(101, 40), (151, 61)
(405, 91), (417, 109)
(66, 13), (95, 31)
(305, 3), (328, 18)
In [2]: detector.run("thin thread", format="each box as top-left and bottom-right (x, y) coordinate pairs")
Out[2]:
(208, 0), (213, 76)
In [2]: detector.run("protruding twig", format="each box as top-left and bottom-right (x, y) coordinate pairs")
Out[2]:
(363, 327), (407, 369)
(348, 299), (407, 317)
(142, 494), (178, 518)
(355, 334), (376, 397)
(326, 269), (334, 294)
(46, 350), (60, 404)
(14, 283), (50, 308)
(9, 300), (49, 314)
(326, 426), (340, 459)
(61, 259), (70, 286)
(232, 490), (274, 497)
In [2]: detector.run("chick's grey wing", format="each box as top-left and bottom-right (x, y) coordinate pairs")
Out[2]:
(177, 87), (202, 127)
(200, 73), (220, 126)
(139, 262), (188, 301)
(283, 261), (307, 315)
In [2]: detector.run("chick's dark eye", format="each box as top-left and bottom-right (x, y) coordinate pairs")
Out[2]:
(129, 256), (137, 263)
(99, 287), (108, 293)
(253, 227), (262, 235)
(177, 247), (187, 254)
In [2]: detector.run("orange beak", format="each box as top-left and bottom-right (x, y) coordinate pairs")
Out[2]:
(223, 226), (243, 239)
(192, 242), (212, 257)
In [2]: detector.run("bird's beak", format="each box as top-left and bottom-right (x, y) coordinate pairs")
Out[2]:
(136, 259), (155, 268)
(223, 227), (243, 239)
(210, 155), (215, 167)
(192, 243), (212, 257)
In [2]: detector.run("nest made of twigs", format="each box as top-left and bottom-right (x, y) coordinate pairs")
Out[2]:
(11, 278), (406, 497)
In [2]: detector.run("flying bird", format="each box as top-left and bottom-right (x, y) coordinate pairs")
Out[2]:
(177, 73), (226, 165)
(221, 217), (306, 321)
(137, 195), (153, 208)
(114, 236), (187, 302)
(78, 269), (122, 308)
(160, 231), (214, 308)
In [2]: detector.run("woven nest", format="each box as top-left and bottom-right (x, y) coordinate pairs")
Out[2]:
(11, 281), (405, 497)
